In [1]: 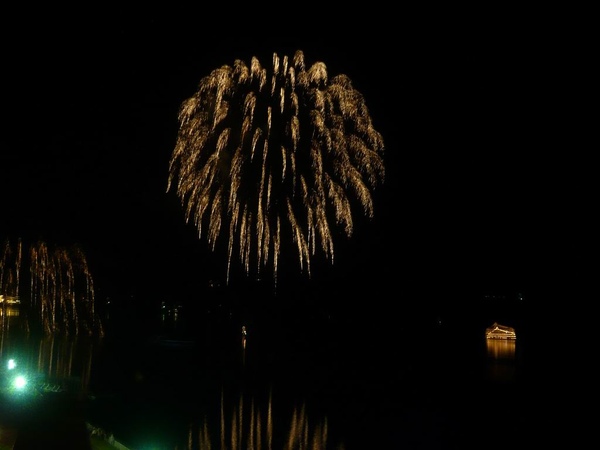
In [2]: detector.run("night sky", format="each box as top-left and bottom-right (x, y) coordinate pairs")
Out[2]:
(1, 9), (569, 318)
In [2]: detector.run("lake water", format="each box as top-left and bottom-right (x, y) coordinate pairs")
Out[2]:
(0, 297), (531, 449)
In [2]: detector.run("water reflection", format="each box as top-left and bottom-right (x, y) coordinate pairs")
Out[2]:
(486, 338), (516, 360)
(0, 305), (20, 318)
(189, 390), (344, 450)
(0, 319), (346, 450)
(0, 330), (97, 399)
(485, 336), (517, 383)
(0, 306), (529, 449)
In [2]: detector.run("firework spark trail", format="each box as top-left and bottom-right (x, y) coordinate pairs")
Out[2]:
(30, 241), (101, 336)
(168, 50), (385, 285)
(1, 238), (102, 336)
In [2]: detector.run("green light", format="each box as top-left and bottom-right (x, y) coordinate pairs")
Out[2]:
(13, 375), (27, 390)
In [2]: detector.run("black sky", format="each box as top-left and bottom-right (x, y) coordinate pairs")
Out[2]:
(1, 10), (570, 312)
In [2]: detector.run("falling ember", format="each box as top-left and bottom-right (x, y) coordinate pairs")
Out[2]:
(168, 50), (385, 286)
(0, 238), (103, 337)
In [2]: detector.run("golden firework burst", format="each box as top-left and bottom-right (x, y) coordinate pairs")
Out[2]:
(168, 50), (385, 285)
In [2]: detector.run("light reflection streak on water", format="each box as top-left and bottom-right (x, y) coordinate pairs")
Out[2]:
(485, 337), (517, 383)
(0, 327), (346, 450)
(189, 389), (345, 450)
(486, 338), (516, 360)
(0, 330), (95, 398)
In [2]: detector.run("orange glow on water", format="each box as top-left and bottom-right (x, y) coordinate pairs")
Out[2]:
(486, 338), (516, 360)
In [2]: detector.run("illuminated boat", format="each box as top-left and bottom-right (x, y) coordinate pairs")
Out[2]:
(485, 322), (516, 340)
(0, 295), (20, 318)
(0, 294), (20, 306)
